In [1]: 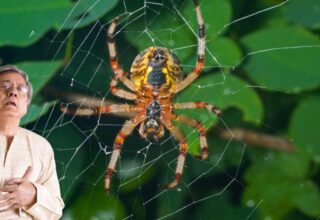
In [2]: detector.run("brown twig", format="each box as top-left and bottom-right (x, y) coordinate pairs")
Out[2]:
(218, 127), (295, 152)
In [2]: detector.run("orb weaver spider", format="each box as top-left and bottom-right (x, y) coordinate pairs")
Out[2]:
(61, 0), (222, 192)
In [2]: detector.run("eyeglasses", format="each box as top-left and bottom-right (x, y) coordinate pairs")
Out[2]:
(0, 81), (29, 95)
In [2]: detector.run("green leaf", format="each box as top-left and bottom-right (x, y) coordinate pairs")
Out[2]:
(291, 181), (320, 216)
(65, 183), (126, 219)
(21, 101), (56, 125)
(197, 191), (257, 220)
(278, 153), (309, 179)
(122, 0), (235, 82)
(124, 9), (194, 63)
(244, 179), (300, 220)
(241, 25), (320, 93)
(176, 73), (263, 123)
(16, 61), (62, 97)
(156, 188), (188, 218)
(243, 153), (293, 220)
(16, 61), (62, 125)
(118, 159), (155, 193)
(243, 151), (320, 219)
(46, 123), (89, 203)
(289, 98), (320, 163)
(61, 0), (118, 29)
(0, 0), (72, 46)
(175, 72), (263, 155)
(183, 0), (232, 37)
(124, 0), (232, 63)
(284, 0), (320, 29)
(206, 37), (242, 67)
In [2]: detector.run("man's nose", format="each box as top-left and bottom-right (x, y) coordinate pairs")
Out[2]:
(6, 87), (18, 97)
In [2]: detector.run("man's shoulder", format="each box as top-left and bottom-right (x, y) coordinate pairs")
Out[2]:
(18, 127), (52, 150)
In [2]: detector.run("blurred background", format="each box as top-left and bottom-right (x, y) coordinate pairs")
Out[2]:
(1, 0), (320, 219)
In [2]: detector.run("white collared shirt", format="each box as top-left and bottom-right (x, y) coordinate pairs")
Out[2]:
(0, 127), (64, 219)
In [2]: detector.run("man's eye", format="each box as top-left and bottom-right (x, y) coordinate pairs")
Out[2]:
(18, 85), (29, 94)
(0, 83), (11, 89)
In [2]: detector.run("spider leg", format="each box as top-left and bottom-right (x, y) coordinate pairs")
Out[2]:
(174, 102), (222, 117)
(109, 76), (137, 100)
(176, 0), (205, 93)
(108, 17), (137, 100)
(105, 116), (143, 192)
(160, 118), (188, 189)
(172, 114), (209, 160)
(60, 103), (135, 116)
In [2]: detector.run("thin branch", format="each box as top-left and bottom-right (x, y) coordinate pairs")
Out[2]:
(218, 127), (295, 152)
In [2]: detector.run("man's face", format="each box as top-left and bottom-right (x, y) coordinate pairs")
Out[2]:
(0, 72), (29, 119)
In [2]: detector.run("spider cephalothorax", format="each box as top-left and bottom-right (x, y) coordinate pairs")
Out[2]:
(61, 0), (222, 192)
(141, 99), (164, 140)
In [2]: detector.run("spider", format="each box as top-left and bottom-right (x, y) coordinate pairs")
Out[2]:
(61, 0), (222, 192)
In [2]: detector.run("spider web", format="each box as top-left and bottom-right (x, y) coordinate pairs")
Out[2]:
(25, 0), (320, 219)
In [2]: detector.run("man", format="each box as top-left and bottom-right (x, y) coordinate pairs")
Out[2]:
(0, 65), (64, 219)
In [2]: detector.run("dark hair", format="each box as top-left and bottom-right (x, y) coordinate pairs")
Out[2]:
(0, 65), (33, 104)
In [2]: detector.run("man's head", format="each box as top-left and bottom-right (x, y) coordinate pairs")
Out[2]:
(0, 65), (33, 119)
(0, 65), (33, 104)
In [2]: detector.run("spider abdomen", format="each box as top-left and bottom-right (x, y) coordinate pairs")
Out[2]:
(147, 67), (166, 86)
(130, 47), (184, 92)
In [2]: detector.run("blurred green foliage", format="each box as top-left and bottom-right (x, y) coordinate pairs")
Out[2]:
(1, 0), (320, 219)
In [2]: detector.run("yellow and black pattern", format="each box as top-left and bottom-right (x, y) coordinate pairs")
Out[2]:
(130, 47), (183, 92)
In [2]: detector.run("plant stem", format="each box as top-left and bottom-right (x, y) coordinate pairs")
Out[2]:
(64, 31), (75, 65)
(218, 127), (294, 152)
